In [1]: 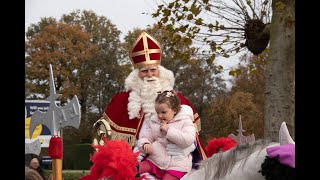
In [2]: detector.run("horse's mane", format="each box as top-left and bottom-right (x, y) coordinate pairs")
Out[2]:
(198, 139), (276, 179)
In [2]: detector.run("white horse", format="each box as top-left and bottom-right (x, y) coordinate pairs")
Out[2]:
(182, 122), (295, 180)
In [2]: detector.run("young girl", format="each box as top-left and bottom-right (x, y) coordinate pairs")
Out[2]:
(137, 90), (196, 180)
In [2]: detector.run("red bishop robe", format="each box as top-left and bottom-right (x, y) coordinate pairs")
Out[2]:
(102, 91), (207, 160)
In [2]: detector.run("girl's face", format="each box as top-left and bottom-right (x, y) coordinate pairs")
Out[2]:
(155, 102), (176, 123)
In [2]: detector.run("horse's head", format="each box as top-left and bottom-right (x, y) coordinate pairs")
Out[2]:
(259, 122), (295, 179)
(182, 122), (295, 180)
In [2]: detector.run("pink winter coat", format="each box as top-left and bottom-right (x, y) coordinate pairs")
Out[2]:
(138, 105), (196, 172)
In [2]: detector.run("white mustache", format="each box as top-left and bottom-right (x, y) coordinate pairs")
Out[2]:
(143, 76), (158, 82)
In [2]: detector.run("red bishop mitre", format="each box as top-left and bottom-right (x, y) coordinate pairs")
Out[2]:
(129, 31), (161, 69)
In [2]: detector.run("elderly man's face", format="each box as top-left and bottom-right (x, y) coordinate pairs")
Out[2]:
(138, 65), (160, 80)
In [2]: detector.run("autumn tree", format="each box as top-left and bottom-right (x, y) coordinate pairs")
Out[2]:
(25, 20), (98, 101)
(201, 51), (268, 144)
(202, 91), (261, 145)
(25, 10), (128, 143)
(231, 50), (268, 107)
(151, 0), (271, 58)
(62, 10), (131, 114)
(26, 20), (100, 144)
(151, 0), (295, 140)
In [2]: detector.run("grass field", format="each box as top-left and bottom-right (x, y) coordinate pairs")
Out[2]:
(44, 170), (90, 180)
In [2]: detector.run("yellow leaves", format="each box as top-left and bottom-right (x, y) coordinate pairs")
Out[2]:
(183, 37), (192, 45)
(163, 9), (171, 17)
(168, 2), (175, 9)
(228, 92), (258, 116)
(195, 18), (203, 25)
(190, 3), (201, 16)
(162, 16), (169, 23)
(229, 69), (241, 76)
(275, 2), (285, 11)
(222, 53), (229, 58)
(179, 24), (189, 33)
(206, 54), (216, 65)
(187, 14), (194, 20)
(208, 23), (214, 29)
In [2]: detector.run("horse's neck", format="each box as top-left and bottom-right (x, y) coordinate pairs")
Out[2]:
(234, 141), (279, 161)
(185, 140), (280, 180)
(220, 141), (279, 180)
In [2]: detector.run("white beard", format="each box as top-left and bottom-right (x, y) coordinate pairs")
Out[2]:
(125, 66), (175, 120)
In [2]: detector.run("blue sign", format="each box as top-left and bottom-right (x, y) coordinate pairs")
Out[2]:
(25, 100), (60, 135)
(25, 100), (51, 135)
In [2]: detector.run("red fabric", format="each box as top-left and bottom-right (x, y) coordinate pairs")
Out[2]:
(79, 137), (141, 180)
(149, 53), (161, 61)
(132, 55), (147, 64)
(205, 137), (237, 157)
(104, 92), (140, 134)
(48, 136), (63, 159)
(130, 32), (161, 66)
(132, 39), (144, 52)
(147, 37), (160, 49)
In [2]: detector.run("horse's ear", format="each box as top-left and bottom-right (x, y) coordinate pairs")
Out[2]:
(279, 122), (295, 145)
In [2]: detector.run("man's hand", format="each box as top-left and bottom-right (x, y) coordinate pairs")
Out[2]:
(143, 143), (153, 154)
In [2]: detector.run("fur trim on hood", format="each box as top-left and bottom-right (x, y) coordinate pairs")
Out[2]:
(173, 105), (194, 121)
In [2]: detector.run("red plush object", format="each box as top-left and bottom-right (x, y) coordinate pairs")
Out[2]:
(79, 137), (141, 180)
(205, 137), (237, 157)
(48, 135), (63, 159)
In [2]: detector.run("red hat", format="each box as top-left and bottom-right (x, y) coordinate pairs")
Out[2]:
(129, 31), (161, 69)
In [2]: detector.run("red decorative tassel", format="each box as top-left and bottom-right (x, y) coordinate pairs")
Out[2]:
(48, 135), (63, 159)
(79, 137), (142, 180)
(205, 137), (237, 158)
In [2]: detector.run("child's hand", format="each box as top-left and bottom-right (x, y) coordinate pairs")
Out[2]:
(160, 122), (169, 133)
(143, 143), (152, 154)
